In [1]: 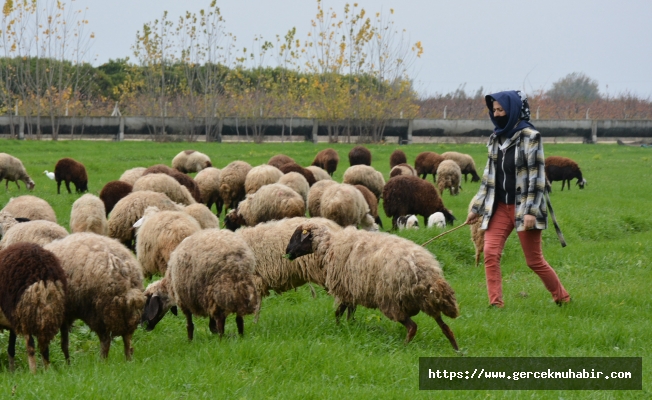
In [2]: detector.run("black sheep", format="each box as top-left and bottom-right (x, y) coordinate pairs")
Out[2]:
(54, 157), (88, 194)
(311, 148), (340, 176)
(545, 156), (586, 191)
(99, 180), (133, 217)
(348, 146), (372, 166)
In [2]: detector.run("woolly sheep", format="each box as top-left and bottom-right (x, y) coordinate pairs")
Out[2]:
(133, 173), (197, 206)
(142, 164), (202, 202)
(220, 160), (253, 211)
(194, 167), (222, 215)
(0, 243), (67, 373)
(441, 151), (481, 182)
(307, 180), (339, 218)
(278, 162), (316, 186)
(285, 220), (459, 348)
(320, 183), (377, 231)
(382, 175), (455, 229)
(415, 151), (444, 182)
(397, 214), (419, 230)
(99, 180), (133, 217)
(278, 171), (310, 205)
(70, 194), (108, 235)
(142, 229), (260, 339)
(45, 233), (146, 361)
(119, 167), (146, 186)
(311, 148), (339, 176)
(1, 195), (57, 223)
(54, 157), (88, 194)
(342, 164), (385, 200)
(436, 159), (462, 196)
(389, 149), (407, 168)
(353, 184), (383, 229)
(245, 164), (283, 195)
(183, 203), (220, 229)
(389, 163), (418, 179)
(348, 146), (372, 166)
(268, 154), (295, 169)
(0, 219), (68, 251)
(172, 150), (212, 173)
(0, 153), (35, 191)
(224, 183), (305, 231)
(427, 212), (446, 229)
(305, 166), (332, 182)
(545, 156), (587, 191)
(467, 201), (484, 267)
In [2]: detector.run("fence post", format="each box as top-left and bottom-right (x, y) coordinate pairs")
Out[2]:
(117, 117), (124, 141)
(310, 119), (319, 143)
(591, 120), (597, 143)
(18, 117), (24, 140)
(407, 119), (413, 144)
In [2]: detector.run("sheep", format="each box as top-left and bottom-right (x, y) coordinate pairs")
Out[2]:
(382, 175), (455, 229)
(172, 150), (212, 173)
(142, 164), (202, 202)
(305, 166), (332, 182)
(441, 151), (481, 182)
(427, 212), (446, 229)
(353, 184), (383, 229)
(244, 164), (283, 195)
(119, 167), (146, 186)
(389, 149), (407, 168)
(467, 201), (484, 267)
(278, 171), (310, 205)
(0, 219), (68, 251)
(397, 214), (419, 230)
(348, 145), (372, 166)
(389, 163), (418, 179)
(0, 243), (67, 373)
(278, 162), (316, 186)
(44, 233), (146, 361)
(307, 180), (339, 218)
(284, 220), (460, 349)
(545, 156), (587, 191)
(268, 154), (295, 169)
(0, 153), (35, 191)
(142, 229), (260, 339)
(194, 166), (223, 215)
(54, 157), (88, 194)
(311, 148), (339, 176)
(436, 159), (462, 196)
(224, 183), (305, 231)
(99, 180), (133, 217)
(220, 160), (253, 211)
(134, 207), (202, 278)
(1, 195), (57, 223)
(133, 173), (197, 206)
(342, 164), (385, 200)
(320, 183), (377, 231)
(70, 194), (108, 235)
(183, 203), (220, 229)
(414, 151), (444, 182)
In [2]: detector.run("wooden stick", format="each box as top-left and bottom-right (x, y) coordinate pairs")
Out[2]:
(420, 222), (469, 247)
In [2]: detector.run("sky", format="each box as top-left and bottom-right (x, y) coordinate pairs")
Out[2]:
(81, 0), (652, 99)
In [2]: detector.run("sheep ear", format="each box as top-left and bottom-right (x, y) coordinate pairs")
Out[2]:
(170, 306), (178, 316)
(133, 217), (145, 229)
(300, 229), (310, 242)
(144, 296), (161, 321)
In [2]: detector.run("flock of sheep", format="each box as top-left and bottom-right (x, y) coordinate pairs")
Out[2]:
(0, 146), (587, 373)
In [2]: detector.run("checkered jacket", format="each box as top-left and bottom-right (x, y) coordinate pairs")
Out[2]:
(471, 127), (548, 231)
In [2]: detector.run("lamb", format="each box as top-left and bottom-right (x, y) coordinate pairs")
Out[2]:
(414, 151), (444, 182)
(342, 164), (385, 200)
(194, 167), (223, 216)
(0, 243), (67, 373)
(307, 180), (338, 218)
(0, 153), (35, 191)
(54, 157), (88, 194)
(545, 156), (587, 191)
(220, 160), (253, 211)
(183, 203), (220, 229)
(353, 184), (383, 229)
(427, 212), (447, 229)
(348, 145), (372, 166)
(397, 214), (419, 230)
(382, 175), (455, 229)
(133, 173), (197, 206)
(99, 180), (133, 217)
(441, 151), (481, 182)
(311, 148), (339, 176)
(436, 159), (462, 196)
(224, 183), (305, 231)
(285, 220), (459, 348)
(142, 229), (260, 339)
(306, 166), (332, 182)
(320, 183), (377, 231)
(44, 233), (146, 361)
(70, 194), (108, 235)
(268, 154), (295, 169)
(467, 201), (484, 267)
(278, 162), (316, 186)
(1, 195), (57, 223)
(389, 149), (407, 168)
(142, 164), (202, 202)
(389, 163), (418, 179)
(119, 167), (146, 186)
(244, 164), (283, 195)
(0, 219), (68, 250)
(278, 171), (310, 205)
(172, 150), (212, 173)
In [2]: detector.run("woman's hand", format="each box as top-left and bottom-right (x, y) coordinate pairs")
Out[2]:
(524, 214), (536, 230)
(465, 212), (480, 225)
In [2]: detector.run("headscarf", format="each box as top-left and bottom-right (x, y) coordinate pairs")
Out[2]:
(485, 90), (534, 137)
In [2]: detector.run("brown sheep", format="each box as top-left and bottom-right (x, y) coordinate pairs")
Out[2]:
(389, 149), (407, 168)
(348, 146), (372, 166)
(414, 151), (444, 183)
(278, 162), (316, 186)
(143, 164), (202, 202)
(54, 158), (88, 194)
(99, 180), (133, 217)
(311, 148), (340, 176)
(354, 184), (383, 229)
(268, 154), (295, 169)
(468, 200), (484, 267)
(441, 151), (481, 183)
(545, 156), (587, 191)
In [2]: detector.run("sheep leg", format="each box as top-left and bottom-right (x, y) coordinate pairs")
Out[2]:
(26, 335), (37, 374)
(346, 305), (357, 321)
(99, 332), (112, 359)
(183, 309), (194, 341)
(60, 324), (70, 364)
(122, 333), (134, 361)
(236, 315), (244, 336)
(209, 317), (218, 334)
(65, 181), (72, 194)
(216, 311), (226, 337)
(8, 330), (16, 372)
(435, 315), (459, 351)
(399, 318), (418, 344)
(335, 303), (348, 324)
(38, 339), (51, 370)
(56, 180), (62, 194)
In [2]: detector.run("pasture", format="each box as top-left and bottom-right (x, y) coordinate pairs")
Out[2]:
(0, 139), (650, 399)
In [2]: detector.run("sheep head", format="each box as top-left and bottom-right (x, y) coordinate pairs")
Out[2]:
(285, 226), (315, 261)
(577, 178), (587, 189)
(224, 209), (246, 231)
(142, 278), (177, 331)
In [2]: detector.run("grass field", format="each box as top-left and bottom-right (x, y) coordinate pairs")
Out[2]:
(0, 139), (650, 399)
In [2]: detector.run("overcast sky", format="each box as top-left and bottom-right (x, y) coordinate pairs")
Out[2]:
(83, 0), (652, 99)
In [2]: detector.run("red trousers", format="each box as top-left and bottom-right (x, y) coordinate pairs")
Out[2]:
(483, 202), (570, 307)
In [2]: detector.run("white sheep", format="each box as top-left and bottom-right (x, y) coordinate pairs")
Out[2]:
(320, 183), (377, 231)
(119, 167), (146, 186)
(133, 173), (197, 206)
(427, 212), (447, 229)
(194, 167), (223, 215)
(342, 164), (385, 200)
(0, 219), (68, 251)
(245, 164), (283, 195)
(436, 159), (462, 196)
(172, 150), (212, 173)
(306, 165), (332, 182)
(278, 171), (310, 205)
(441, 151), (481, 182)
(307, 180), (338, 218)
(224, 183), (305, 231)
(183, 203), (220, 229)
(1, 195), (57, 223)
(220, 160), (252, 210)
(0, 153), (35, 191)
(397, 214), (419, 230)
(70, 193), (108, 235)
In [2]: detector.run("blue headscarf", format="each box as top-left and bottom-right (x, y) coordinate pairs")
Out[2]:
(485, 90), (534, 137)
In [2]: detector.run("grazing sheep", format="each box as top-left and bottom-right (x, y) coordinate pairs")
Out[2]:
(305, 166), (332, 182)
(342, 164), (385, 200)
(224, 183), (305, 231)
(441, 151), (481, 182)
(194, 167), (223, 216)
(268, 154), (295, 169)
(142, 164), (202, 202)
(0, 153), (35, 191)
(54, 157), (88, 194)
(172, 150), (212, 173)
(545, 156), (587, 191)
(467, 201), (484, 267)
(99, 180), (133, 217)
(415, 151), (444, 182)
(220, 161), (253, 211)
(245, 165), (283, 195)
(389, 149), (407, 168)
(348, 146), (372, 166)
(307, 180), (339, 218)
(382, 175), (455, 229)
(0, 243), (67, 373)
(45, 233), (145, 361)
(0, 219), (68, 250)
(311, 148), (339, 176)
(285, 220), (459, 348)
(427, 212), (446, 229)
(320, 183), (377, 231)
(142, 229), (260, 339)
(133, 173), (197, 206)
(389, 163), (418, 179)
(183, 203), (220, 229)
(278, 162), (316, 186)
(119, 167), (146, 186)
(1, 195), (57, 223)
(134, 207), (202, 277)
(353, 184), (383, 229)
(278, 171), (310, 205)
(436, 159), (462, 196)
(397, 214), (419, 230)
(70, 194), (108, 235)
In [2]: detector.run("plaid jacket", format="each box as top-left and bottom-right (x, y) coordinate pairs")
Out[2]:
(471, 127), (548, 231)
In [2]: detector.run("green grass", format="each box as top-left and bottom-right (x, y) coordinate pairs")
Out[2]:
(0, 139), (651, 399)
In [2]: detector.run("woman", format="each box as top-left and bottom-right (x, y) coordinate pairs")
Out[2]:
(465, 90), (570, 308)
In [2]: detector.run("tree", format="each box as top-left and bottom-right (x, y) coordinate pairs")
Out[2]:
(546, 72), (600, 102)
